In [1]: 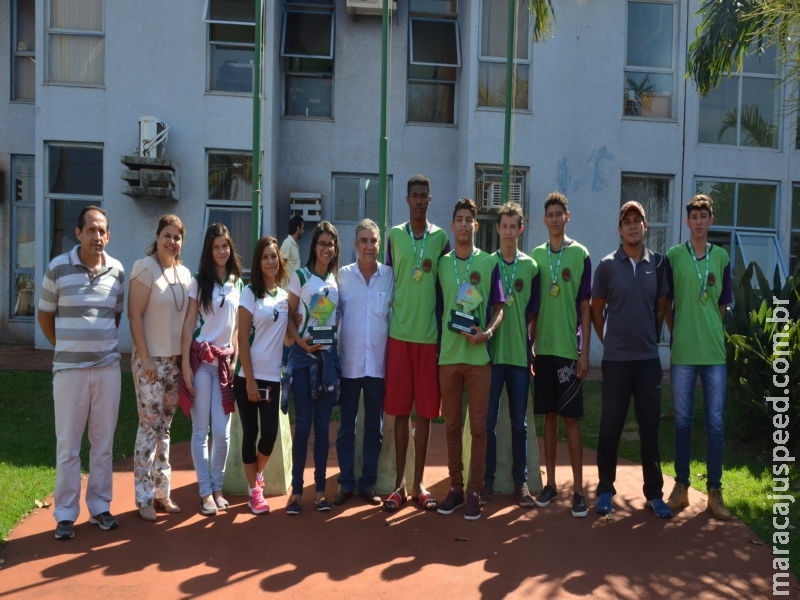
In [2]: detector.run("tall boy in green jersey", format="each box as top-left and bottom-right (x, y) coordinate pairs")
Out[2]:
(436, 198), (504, 521)
(481, 202), (541, 508)
(530, 192), (592, 518)
(382, 174), (451, 513)
(664, 194), (733, 520)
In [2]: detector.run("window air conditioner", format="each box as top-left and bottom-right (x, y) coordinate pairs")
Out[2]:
(484, 183), (522, 208)
(346, 0), (397, 16)
(139, 116), (169, 158)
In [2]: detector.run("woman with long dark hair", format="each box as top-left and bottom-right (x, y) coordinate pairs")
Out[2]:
(234, 236), (290, 514)
(180, 223), (243, 516)
(285, 221), (341, 515)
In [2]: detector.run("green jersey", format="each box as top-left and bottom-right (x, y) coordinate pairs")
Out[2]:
(387, 222), (450, 344)
(530, 239), (591, 360)
(490, 250), (539, 368)
(437, 249), (504, 366)
(666, 242), (732, 365)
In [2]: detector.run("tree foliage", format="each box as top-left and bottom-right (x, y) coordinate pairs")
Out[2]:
(689, 0), (800, 103)
(529, 0), (556, 42)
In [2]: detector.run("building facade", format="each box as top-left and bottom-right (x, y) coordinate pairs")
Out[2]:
(1, 0), (798, 360)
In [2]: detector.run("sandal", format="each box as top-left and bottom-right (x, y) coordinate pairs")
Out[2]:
(413, 490), (438, 511)
(382, 489), (408, 513)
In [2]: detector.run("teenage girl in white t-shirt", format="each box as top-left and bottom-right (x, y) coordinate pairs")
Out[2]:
(234, 236), (290, 514)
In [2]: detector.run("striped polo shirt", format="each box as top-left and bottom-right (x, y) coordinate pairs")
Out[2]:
(38, 245), (125, 372)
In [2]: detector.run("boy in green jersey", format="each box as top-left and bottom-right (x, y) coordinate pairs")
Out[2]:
(482, 202), (541, 508)
(382, 175), (451, 512)
(664, 194), (733, 520)
(530, 192), (592, 518)
(436, 198), (504, 520)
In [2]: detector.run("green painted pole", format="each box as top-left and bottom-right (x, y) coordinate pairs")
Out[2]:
(502, 0), (517, 202)
(377, 0), (390, 260)
(251, 0), (264, 245)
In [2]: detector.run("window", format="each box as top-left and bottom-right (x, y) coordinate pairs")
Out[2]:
(47, 0), (104, 85)
(333, 174), (391, 223)
(408, 1), (460, 124)
(207, 151), (256, 271)
(620, 174), (671, 254)
(205, 0), (255, 93)
(791, 183), (800, 273)
(474, 165), (528, 252)
(281, 2), (334, 118)
(696, 179), (785, 279)
(624, 1), (676, 119)
(11, 156), (35, 318)
(12, 0), (35, 101)
(698, 44), (779, 148)
(478, 0), (529, 110)
(46, 144), (103, 259)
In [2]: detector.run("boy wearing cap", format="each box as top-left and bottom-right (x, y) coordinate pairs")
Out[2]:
(664, 194), (733, 520)
(591, 200), (672, 518)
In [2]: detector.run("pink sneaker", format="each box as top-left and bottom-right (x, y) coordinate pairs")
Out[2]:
(249, 488), (270, 515)
(256, 473), (265, 488)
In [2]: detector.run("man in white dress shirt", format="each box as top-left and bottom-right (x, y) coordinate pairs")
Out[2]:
(333, 219), (394, 506)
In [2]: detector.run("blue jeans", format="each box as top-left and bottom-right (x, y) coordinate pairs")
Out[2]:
(485, 364), (530, 488)
(336, 377), (384, 493)
(291, 366), (336, 495)
(671, 364), (726, 489)
(189, 363), (231, 497)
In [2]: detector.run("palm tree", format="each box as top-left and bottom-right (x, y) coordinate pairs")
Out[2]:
(529, 0), (556, 41)
(718, 105), (777, 148)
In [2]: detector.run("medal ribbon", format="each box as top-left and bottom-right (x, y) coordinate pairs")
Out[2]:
(496, 250), (519, 297)
(547, 241), (564, 285)
(452, 249), (477, 286)
(406, 222), (429, 269)
(688, 241), (710, 296)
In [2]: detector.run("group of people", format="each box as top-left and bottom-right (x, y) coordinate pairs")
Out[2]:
(39, 176), (732, 541)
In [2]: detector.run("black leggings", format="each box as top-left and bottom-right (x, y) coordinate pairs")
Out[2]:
(233, 376), (280, 464)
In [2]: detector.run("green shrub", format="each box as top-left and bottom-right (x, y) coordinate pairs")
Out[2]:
(725, 262), (800, 453)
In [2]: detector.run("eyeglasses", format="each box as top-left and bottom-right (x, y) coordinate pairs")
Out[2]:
(316, 241), (336, 250)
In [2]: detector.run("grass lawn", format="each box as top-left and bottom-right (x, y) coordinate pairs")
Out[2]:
(1, 371), (796, 576)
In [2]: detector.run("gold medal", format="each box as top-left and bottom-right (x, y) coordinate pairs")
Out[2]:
(549, 283), (560, 297)
(700, 290), (709, 304)
(411, 267), (423, 282)
(505, 294), (515, 306)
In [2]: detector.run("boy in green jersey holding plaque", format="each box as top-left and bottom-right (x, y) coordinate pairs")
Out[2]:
(436, 198), (504, 520)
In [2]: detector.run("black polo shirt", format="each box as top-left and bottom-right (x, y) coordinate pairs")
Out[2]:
(592, 245), (665, 361)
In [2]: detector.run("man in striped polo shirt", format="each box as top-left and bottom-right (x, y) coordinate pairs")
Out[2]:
(38, 205), (125, 541)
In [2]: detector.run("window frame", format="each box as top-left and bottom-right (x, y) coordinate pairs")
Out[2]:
(790, 182), (800, 273)
(620, 173), (672, 255)
(623, 0), (677, 120)
(204, 0), (256, 94)
(12, 0), (36, 102)
(280, 6), (335, 118)
(332, 173), (392, 224)
(46, 0), (105, 86)
(477, 0), (530, 110)
(10, 155), (35, 319)
(45, 143), (104, 261)
(474, 164), (529, 252)
(695, 178), (785, 278)
(206, 150), (256, 273)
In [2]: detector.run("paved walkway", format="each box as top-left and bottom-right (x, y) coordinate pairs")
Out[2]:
(0, 347), (793, 598)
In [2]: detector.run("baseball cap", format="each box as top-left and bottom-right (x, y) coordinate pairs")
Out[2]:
(619, 201), (646, 221)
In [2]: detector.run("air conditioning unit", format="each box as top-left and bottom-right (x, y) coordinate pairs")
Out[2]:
(484, 183), (522, 208)
(290, 192), (322, 222)
(139, 116), (169, 158)
(346, 0), (397, 16)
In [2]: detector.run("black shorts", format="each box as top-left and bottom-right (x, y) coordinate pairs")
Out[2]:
(533, 355), (584, 419)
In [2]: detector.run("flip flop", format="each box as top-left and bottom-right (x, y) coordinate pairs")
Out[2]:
(414, 490), (438, 511)
(382, 489), (407, 513)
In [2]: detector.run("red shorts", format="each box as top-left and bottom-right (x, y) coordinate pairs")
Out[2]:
(384, 338), (441, 420)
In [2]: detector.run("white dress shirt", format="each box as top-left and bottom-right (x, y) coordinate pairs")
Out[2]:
(337, 261), (394, 379)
